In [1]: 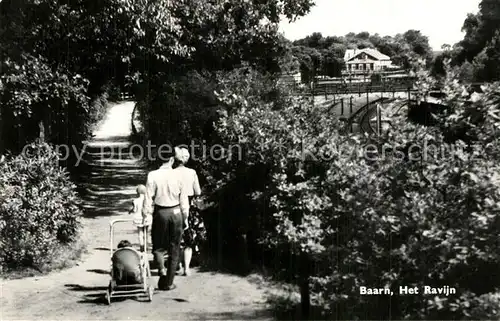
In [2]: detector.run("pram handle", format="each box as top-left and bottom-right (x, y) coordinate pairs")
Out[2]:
(109, 218), (136, 226)
(109, 218), (149, 258)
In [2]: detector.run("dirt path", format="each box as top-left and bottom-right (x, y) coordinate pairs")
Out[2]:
(0, 102), (273, 320)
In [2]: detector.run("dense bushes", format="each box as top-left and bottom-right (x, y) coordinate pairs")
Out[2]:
(283, 125), (500, 319)
(128, 36), (500, 318)
(0, 142), (82, 271)
(181, 64), (500, 319)
(133, 52), (500, 317)
(87, 91), (109, 131)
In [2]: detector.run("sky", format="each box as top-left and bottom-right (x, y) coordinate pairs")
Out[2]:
(279, 0), (482, 50)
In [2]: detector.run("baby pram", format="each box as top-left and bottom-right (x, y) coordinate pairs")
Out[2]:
(105, 218), (153, 304)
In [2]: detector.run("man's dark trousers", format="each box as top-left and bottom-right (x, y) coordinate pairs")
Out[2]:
(152, 205), (183, 288)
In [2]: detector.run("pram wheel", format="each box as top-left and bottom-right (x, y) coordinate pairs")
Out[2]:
(105, 291), (111, 305)
(147, 286), (154, 302)
(106, 281), (112, 305)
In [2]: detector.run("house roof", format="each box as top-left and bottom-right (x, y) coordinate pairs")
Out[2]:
(344, 49), (357, 60)
(344, 48), (390, 61)
(345, 59), (377, 64)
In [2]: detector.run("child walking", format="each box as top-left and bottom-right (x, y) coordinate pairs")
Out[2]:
(129, 184), (152, 251)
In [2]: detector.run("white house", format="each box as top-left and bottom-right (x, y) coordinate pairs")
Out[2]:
(343, 48), (393, 74)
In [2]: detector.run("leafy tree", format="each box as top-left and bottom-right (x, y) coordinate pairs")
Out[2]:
(431, 51), (455, 78)
(473, 30), (500, 81)
(322, 50), (344, 77)
(458, 61), (475, 82)
(402, 29), (432, 56)
(0, 0), (316, 153)
(0, 0), (131, 154)
(389, 30), (432, 69)
(456, 13), (483, 64)
(454, 0), (500, 81)
(0, 53), (91, 154)
(133, 0), (317, 149)
(344, 31), (373, 49)
(295, 32), (324, 48)
(291, 46), (324, 82)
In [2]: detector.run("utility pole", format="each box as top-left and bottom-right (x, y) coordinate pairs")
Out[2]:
(366, 90), (369, 111)
(376, 103), (381, 137)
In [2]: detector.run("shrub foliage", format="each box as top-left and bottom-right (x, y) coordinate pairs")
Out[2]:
(157, 64), (500, 319)
(0, 142), (82, 270)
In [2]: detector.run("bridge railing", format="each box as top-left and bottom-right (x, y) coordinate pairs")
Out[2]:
(284, 78), (416, 97)
(314, 81), (414, 95)
(320, 87), (417, 135)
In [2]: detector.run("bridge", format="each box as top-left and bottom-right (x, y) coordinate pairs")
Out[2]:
(286, 79), (488, 135)
(314, 89), (419, 135)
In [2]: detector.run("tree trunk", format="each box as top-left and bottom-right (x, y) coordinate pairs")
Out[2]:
(38, 120), (45, 142)
(299, 252), (311, 319)
(131, 105), (138, 135)
(0, 105), (3, 154)
(240, 233), (251, 274)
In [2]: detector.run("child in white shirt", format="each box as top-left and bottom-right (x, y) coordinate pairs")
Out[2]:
(129, 184), (152, 251)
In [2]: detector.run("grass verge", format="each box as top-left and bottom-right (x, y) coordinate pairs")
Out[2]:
(247, 270), (333, 320)
(1, 235), (88, 280)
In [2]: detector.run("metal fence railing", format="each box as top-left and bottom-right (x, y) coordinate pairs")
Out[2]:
(312, 82), (415, 97)
(284, 77), (417, 97)
(120, 92), (134, 100)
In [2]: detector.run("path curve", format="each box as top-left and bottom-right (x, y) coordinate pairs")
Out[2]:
(0, 101), (272, 320)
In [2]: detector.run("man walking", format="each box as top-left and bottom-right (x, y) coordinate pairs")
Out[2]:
(142, 147), (189, 291)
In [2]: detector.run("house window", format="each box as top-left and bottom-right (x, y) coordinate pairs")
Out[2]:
(370, 63), (374, 69)
(363, 64), (366, 70)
